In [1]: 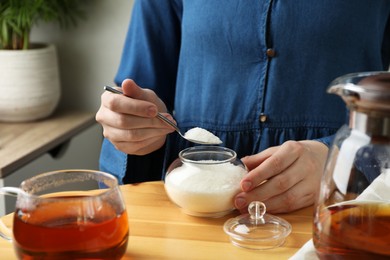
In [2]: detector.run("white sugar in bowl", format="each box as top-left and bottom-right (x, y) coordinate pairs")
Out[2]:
(164, 146), (248, 218)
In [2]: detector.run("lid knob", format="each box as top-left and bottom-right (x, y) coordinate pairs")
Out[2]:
(248, 201), (266, 223)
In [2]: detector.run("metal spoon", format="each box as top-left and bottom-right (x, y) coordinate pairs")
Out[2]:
(103, 86), (221, 145)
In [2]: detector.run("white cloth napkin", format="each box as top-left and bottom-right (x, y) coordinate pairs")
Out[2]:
(289, 240), (318, 260)
(289, 168), (389, 259)
(357, 169), (390, 201)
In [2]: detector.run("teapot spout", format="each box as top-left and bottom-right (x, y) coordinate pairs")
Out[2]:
(0, 187), (28, 197)
(328, 83), (362, 103)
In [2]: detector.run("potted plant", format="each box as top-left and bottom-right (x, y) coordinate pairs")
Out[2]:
(0, 0), (86, 122)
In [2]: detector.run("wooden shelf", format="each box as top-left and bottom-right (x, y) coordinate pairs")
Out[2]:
(0, 110), (97, 178)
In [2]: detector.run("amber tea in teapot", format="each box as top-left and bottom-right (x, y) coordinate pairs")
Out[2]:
(314, 201), (390, 259)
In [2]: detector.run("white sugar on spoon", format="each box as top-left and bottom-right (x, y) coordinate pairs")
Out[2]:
(184, 127), (222, 145)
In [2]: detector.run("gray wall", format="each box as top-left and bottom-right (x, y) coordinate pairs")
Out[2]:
(0, 1), (135, 214)
(31, 0), (134, 112)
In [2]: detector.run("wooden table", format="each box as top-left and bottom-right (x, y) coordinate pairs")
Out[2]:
(0, 181), (313, 259)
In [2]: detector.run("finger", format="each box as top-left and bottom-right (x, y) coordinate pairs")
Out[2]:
(99, 111), (175, 140)
(253, 170), (304, 199)
(234, 165), (305, 211)
(247, 166), (305, 201)
(97, 105), (157, 130)
(241, 147), (277, 170)
(241, 141), (304, 191)
(122, 79), (162, 109)
(260, 183), (315, 213)
(102, 90), (158, 118)
(112, 136), (167, 156)
(235, 179), (314, 214)
(102, 110), (174, 131)
(122, 79), (148, 100)
(102, 123), (172, 142)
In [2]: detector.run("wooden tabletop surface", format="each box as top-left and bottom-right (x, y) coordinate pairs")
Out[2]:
(0, 181), (313, 259)
(0, 110), (96, 178)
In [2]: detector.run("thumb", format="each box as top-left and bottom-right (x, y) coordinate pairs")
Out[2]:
(122, 79), (169, 114)
(121, 79), (149, 101)
(122, 79), (166, 111)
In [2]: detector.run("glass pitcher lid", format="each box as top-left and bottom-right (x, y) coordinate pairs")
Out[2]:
(223, 201), (292, 250)
(328, 71), (390, 113)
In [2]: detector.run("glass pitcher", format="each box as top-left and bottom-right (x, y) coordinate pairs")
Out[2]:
(313, 71), (390, 259)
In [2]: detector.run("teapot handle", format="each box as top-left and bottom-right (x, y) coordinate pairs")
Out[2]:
(0, 187), (25, 241)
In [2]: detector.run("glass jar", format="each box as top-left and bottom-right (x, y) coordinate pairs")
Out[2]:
(164, 146), (247, 218)
(313, 71), (390, 259)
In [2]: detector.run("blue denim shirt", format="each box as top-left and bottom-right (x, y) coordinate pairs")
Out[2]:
(100, 0), (390, 184)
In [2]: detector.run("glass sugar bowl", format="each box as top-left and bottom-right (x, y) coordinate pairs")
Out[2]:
(164, 146), (248, 218)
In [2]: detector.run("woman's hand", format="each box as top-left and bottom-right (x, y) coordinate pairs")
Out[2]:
(95, 79), (174, 155)
(234, 140), (328, 213)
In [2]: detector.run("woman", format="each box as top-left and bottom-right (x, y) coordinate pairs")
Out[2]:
(96, 0), (390, 213)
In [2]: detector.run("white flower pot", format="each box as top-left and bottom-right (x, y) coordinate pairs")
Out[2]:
(0, 44), (61, 122)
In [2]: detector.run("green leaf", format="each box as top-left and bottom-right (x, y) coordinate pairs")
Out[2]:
(0, 0), (87, 50)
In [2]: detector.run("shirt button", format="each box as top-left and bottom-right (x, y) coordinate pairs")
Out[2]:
(259, 113), (267, 123)
(266, 48), (276, 58)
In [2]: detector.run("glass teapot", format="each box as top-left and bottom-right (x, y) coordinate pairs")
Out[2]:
(313, 71), (390, 259)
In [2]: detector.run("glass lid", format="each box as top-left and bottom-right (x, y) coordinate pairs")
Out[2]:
(223, 201), (292, 250)
(327, 71), (390, 113)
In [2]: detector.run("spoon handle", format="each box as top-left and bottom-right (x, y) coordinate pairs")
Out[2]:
(156, 113), (181, 134)
(103, 85), (125, 95)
